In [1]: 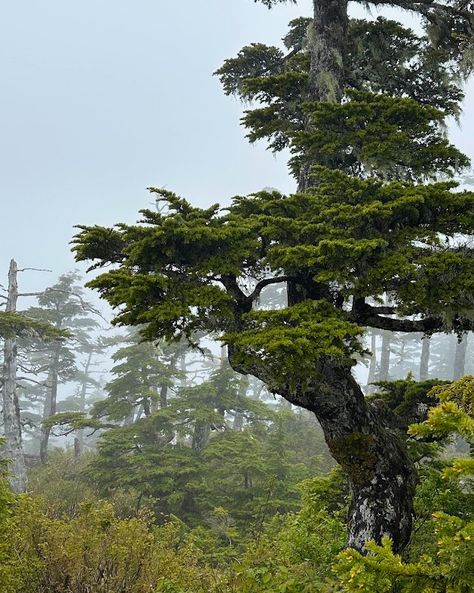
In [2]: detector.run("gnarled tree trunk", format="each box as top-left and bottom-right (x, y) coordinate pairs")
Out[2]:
(308, 367), (416, 552)
(229, 348), (417, 553)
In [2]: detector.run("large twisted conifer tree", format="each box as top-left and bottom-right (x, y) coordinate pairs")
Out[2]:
(73, 0), (474, 552)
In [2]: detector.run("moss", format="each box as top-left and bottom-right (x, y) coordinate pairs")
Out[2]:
(328, 432), (377, 485)
(318, 70), (339, 103)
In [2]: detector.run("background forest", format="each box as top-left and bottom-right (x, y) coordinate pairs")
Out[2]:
(1, 0), (474, 592)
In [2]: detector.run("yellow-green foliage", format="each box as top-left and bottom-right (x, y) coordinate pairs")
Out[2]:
(334, 514), (474, 593)
(410, 376), (474, 479)
(0, 492), (215, 593)
(2, 378), (473, 593)
(332, 377), (474, 593)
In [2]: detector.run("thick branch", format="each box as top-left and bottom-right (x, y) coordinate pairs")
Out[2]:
(351, 300), (444, 333)
(248, 275), (291, 302)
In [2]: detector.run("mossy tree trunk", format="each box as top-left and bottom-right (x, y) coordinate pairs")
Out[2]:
(298, 0), (348, 191)
(309, 0), (347, 103)
(229, 349), (417, 553)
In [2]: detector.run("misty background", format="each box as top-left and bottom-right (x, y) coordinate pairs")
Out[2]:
(1, 0), (473, 296)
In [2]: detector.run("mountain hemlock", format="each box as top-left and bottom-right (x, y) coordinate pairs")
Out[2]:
(72, 0), (474, 554)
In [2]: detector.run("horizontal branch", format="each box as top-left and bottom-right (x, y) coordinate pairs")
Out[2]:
(17, 267), (52, 273)
(358, 313), (444, 333)
(18, 292), (44, 297)
(17, 376), (47, 386)
(248, 275), (291, 302)
(351, 301), (444, 333)
(369, 305), (397, 315)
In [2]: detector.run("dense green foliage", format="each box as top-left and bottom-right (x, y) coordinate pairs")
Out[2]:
(216, 12), (471, 157)
(70, 0), (474, 560)
(2, 0), (474, 589)
(1, 376), (473, 592)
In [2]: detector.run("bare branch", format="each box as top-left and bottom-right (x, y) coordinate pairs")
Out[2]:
(19, 287), (109, 323)
(18, 292), (45, 297)
(17, 377), (47, 386)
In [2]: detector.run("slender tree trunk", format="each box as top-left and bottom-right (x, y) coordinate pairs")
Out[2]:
(123, 403), (136, 426)
(158, 383), (168, 408)
(453, 334), (468, 380)
(157, 350), (179, 410)
(234, 375), (249, 432)
(1, 260), (27, 492)
(366, 331), (377, 394)
(419, 336), (431, 381)
(180, 354), (187, 387)
(77, 351), (92, 457)
(191, 422), (210, 453)
(142, 398), (151, 417)
(40, 343), (60, 463)
(378, 330), (391, 382)
(74, 437), (81, 460)
(134, 405), (144, 422)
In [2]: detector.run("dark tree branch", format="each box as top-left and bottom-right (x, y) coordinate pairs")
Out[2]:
(248, 275), (292, 302)
(351, 300), (444, 333)
(17, 267), (52, 273)
(220, 275), (251, 311)
(369, 305), (397, 315)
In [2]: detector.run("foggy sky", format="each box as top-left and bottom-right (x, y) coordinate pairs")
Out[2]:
(1, 0), (473, 296)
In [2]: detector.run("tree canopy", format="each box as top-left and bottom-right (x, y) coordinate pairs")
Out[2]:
(72, 0), (474, 554)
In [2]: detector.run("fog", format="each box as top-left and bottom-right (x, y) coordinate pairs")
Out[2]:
(1, 0), (472, 294)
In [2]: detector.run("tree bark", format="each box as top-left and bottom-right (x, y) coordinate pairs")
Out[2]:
(297, 0), (348, 191)
(309, 0), (347, 103)
(1, 260), (27, 492)
(229, 349), (417, 553)
(419, 336), (431, 381)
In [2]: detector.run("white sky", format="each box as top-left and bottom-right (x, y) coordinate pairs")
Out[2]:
(1, 0), (473, 296)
